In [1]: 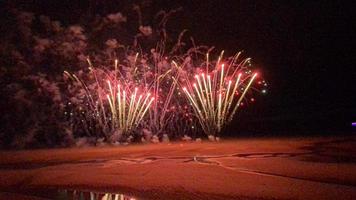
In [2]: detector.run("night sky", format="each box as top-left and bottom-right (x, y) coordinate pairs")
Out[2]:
(1, 0), (354, 136)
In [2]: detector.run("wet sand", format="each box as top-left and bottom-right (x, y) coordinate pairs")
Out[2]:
(0, 136), (356, 199)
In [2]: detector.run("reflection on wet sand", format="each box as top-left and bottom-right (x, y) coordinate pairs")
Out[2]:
(56, 189), (137, 200)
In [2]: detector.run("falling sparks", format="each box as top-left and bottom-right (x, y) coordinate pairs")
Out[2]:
(58, 9), (268, 141)
(64, 59), (154, 136)
(180, 51), (261, 136)
(65, 48), (266, 140)
(106, 82), (154, 134)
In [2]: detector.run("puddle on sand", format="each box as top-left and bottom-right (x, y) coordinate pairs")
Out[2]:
(2, 188), (138, 200)
(55, 189), (138, 200)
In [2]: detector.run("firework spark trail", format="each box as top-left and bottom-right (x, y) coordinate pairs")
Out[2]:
(107, 83), (154, 134)
(65, 46), (264, 140)
(144, 54), (184, 136)
(64, 58), (154, 138)
(59, 8), (266, 141)
(180, 51), (258, 136)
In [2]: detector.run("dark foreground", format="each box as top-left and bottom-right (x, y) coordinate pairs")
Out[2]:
(0, 136), (356, 200)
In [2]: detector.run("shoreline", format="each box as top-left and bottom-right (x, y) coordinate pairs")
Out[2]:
(1, 136), (355, 200)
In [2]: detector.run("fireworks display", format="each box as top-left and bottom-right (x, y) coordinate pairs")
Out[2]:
(59, 7), (267, 142)
(106, 82), (154, 134)
(63, 48), (266, 141)
(64, 58), (154, 139)
(54, 4), (267, 143)
(179, 51), (262, 136)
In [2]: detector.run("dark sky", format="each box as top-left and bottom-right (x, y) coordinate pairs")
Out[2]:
(160, 1), (353, 135)
(2, 0), (354, 135)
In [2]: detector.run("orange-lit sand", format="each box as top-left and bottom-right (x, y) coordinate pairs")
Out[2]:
(1, 136), (356, 199)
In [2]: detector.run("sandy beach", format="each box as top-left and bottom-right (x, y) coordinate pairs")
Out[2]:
(1, 136), (355, 200)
